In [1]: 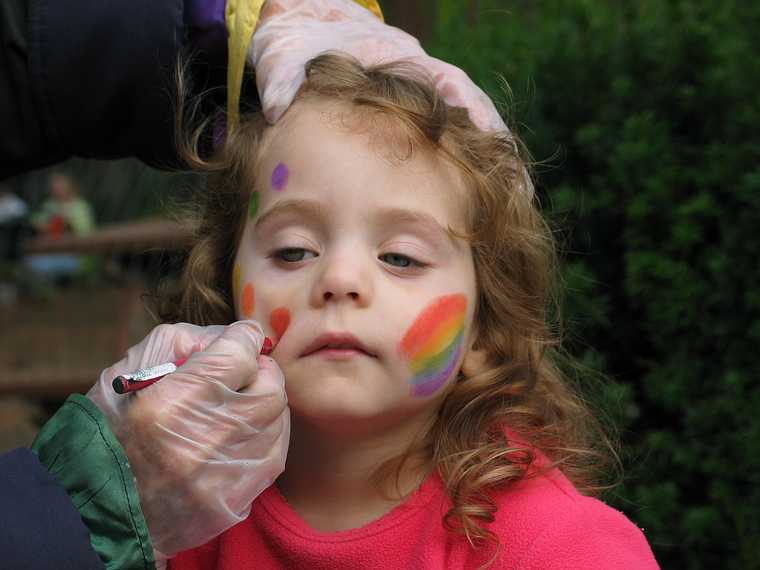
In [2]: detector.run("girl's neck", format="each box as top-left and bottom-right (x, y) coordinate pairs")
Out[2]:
(276, 415), (432, 532)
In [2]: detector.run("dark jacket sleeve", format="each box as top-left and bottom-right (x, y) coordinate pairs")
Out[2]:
(0, 0), (200, 179)
(0, 447), (105, 570)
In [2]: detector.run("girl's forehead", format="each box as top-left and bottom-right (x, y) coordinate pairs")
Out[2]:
(257, 99), (469, 207)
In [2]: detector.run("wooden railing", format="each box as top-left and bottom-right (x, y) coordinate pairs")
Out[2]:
(23, 218), (193, 255)
(0, 219), (192, 397)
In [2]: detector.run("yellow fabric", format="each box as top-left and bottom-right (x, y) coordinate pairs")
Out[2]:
(226, 0), (266, 130)
(225, 0), (384, 132)
(352, 0), (384, 20)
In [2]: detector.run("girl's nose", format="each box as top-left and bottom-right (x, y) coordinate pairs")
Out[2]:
(310, 251), (372, 308)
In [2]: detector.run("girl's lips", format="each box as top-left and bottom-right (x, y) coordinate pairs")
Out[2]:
(306, 347), (372, 360)
(300, 332), (376, 358)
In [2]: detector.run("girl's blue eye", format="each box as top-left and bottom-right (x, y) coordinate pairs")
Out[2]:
(380, 253), (421, 268)
(275, 248), (316, 262)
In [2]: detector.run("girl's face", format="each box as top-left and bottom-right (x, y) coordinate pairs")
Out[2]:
(233, 99), (479, 435)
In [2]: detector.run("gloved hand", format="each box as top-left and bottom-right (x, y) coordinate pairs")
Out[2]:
(250, 0), (507, 132)
(87, 320), (290, 560)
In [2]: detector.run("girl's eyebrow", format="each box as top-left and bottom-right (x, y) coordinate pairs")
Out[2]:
(253, 198), (330, 232)
(253, 198), (458, 245)
(373, 207), (459, 246)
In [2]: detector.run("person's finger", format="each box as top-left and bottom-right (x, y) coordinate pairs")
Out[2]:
(234, 354), (288, 426)
(92, 323), (226, 406)
(423, 57), (506, 133)
(258, 65), (305, 124)
(170, 322), (228, 360)
(178, 320), (266, 392)
(106, 323), (225, 375)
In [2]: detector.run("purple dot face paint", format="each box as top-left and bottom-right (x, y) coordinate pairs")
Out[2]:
(270, 162), (289, 191)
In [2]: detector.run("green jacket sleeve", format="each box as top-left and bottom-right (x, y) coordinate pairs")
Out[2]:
(31, 394), (156, 570)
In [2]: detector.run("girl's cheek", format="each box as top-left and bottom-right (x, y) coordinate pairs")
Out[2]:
(398, 294), (468, 398)
(241, 282), (256, 318)
(269, 307), (291, 341)
(232, 263), (242, 305)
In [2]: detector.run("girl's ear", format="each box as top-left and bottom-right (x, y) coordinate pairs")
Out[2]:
(461, 344), (489, 378)
(461, 322), (488, 378)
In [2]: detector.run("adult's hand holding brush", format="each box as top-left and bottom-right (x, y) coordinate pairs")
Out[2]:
(87, 320), (290, 562)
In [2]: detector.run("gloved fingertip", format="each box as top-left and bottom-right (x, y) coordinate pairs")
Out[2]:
(255, 354), (275, 370)
(254, 355), (287, 396)
(267, 109), (283, 124)
(264, 103), (285, 124)
(233, 318), (265, 330)
(263, 78), (302, 124)
(229, 320), (267, 346)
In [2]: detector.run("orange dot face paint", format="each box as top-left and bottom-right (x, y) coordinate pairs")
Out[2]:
(242, 282), (256, 318)
(270, 307), (291, 341)
(399, 294), (467, 397)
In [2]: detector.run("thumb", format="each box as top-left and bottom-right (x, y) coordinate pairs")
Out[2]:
(179, 320), (266, 392)
(243, 355), (286, 399)
(234, 354), (288, 427)
(260, 67), (305, 124)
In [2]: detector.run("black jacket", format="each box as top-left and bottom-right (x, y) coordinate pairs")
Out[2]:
(0, 0), (232, 180)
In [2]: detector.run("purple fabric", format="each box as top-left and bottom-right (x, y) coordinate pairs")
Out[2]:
(186, 0), (228, 54)
(213, 112), (227, 149)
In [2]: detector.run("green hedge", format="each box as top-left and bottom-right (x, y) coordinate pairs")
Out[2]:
(426, 1), (760, 568)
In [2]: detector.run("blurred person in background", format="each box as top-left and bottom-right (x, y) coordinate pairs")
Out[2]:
(24, 172), (95, 283)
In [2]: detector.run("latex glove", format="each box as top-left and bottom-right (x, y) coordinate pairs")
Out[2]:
(87, 320), (290, 560)
(250, 0), (507, 132)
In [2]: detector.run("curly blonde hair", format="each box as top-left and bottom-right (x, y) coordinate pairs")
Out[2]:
(160, 53), (620, 553)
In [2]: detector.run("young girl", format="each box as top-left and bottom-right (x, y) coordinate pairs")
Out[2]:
(164, 53), (659, 569)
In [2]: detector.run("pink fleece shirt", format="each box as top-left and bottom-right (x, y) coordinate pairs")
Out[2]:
(170, 456), (659, 569)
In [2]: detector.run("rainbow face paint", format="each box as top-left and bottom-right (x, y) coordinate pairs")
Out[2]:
(270, 307), (291, 341)
(242, 282), (256, 318)
(270, 162), (289, 191)
(399, 294), (467, 397)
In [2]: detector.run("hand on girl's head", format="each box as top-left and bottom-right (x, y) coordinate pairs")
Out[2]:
(250, 0), (506, 132)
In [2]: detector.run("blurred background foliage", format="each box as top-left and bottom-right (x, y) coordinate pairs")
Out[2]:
(423, 1), (759, 568)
